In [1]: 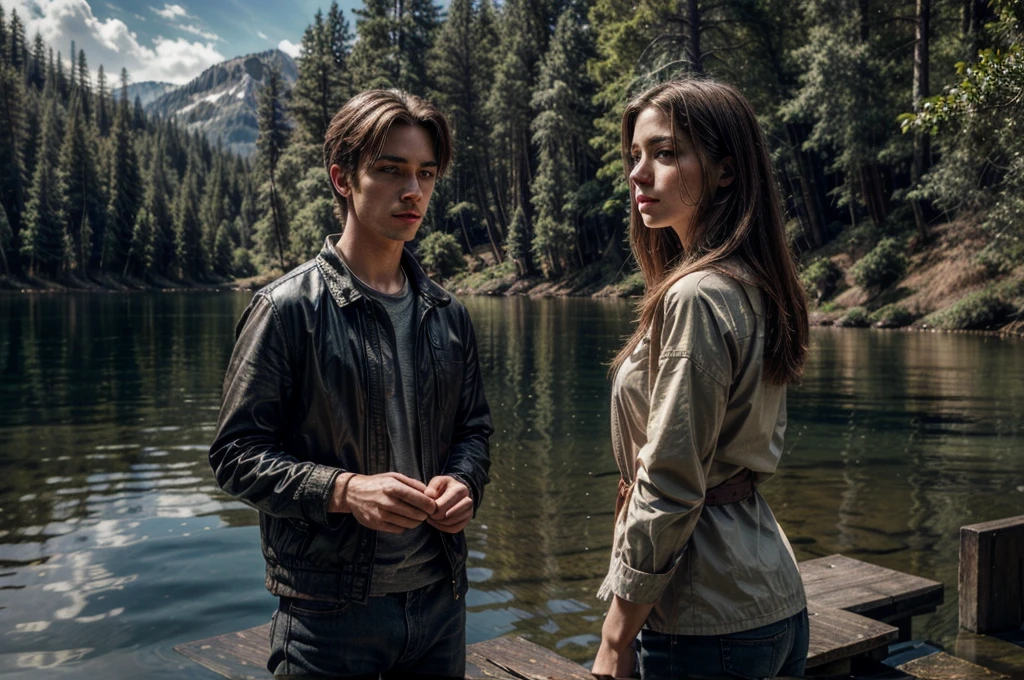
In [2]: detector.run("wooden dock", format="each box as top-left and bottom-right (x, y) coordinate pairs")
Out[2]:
(176, 517), (1024, 678)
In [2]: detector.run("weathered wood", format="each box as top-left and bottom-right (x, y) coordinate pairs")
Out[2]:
(467, 636), (591, 680)
(959, 515), (1024, 634)
(176, 554), (944, 679)
(801, 553), (944, 635)
(898, 651), (1010, 679)
(805, 605), (898, 670)
(174, 623), (271, 680)
(174, 627), (590, 680)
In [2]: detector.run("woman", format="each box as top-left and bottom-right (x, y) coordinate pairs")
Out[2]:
(592, 78), (810, 680)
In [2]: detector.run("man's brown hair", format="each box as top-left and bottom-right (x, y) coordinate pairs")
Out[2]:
(323, 89), (453, 223)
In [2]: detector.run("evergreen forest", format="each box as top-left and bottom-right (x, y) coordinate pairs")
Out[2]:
(0, 0), (1021, 320)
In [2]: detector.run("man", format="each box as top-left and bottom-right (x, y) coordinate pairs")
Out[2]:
(209, 89), (492, 679)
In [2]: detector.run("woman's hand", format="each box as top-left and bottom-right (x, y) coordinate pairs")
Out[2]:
(592, 638), (635, 678)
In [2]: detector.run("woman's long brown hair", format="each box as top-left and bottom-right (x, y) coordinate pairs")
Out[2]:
(611, 78), (808, 385)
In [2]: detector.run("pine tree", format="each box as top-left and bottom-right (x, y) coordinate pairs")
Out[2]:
(103, 69), (142, 274)
(530, 4), (597, 276)
(350, 0), (398, 90)
(292, 13), (336, 143)
(28, 32), (44, 89)
(8, 10), (25, 73)
(0, 200), (12, 274)
(428, 0), (504, 262)
(174, 158), (205, 279)
(57, 94), (100, 273)
(0, 63), (25, 252)
(95, 64), (109, 137)
(395, 0), (440, 93)
(0, 7), (7, 69)
(21, 95), (64, 276)
(142, 139), (175, 276)
(256, 65), (290, 270)
(76, 49), (92, 123)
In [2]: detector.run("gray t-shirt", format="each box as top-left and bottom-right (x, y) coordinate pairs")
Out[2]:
(354, 272), (447, 594)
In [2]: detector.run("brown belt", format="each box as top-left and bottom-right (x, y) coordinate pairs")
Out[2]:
(614, 469), (756, 522)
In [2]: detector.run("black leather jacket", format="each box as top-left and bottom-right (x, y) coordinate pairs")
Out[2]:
(209, 235), (492, 604)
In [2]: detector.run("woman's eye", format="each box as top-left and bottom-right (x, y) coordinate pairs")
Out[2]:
(629, 155), (641, 165)
(655, 149), (674, 159)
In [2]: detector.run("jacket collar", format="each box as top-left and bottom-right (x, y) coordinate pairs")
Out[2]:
(316, 234), (452, 309)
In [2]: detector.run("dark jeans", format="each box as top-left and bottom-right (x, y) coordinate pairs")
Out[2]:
(267, 577), (465, 679)
(638, 608), (809, 680)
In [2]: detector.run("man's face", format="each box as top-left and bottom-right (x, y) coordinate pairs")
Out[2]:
(332, 123), (438, 244)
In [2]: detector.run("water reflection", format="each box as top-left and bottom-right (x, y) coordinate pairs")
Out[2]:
(0, 294), (1022, 675)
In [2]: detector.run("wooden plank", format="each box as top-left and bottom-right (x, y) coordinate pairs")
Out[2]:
(805, 604), (899, 669)
(898, 651), (1010, 679)
(959, 516), (1024, 634)
(174, 624), (271, 680)
(801, 554), (944, 623)
(467, 636), (592, 680)
(174, 626), (589, 680)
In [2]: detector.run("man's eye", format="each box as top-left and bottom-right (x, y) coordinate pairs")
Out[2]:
(379, 166), (399, 174)
(419, 170), (436, 179)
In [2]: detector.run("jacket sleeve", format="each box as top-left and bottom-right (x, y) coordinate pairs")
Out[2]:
(605, 280), (733, 604)
(209, 293), (345, 529)
(442, 304), (493, 514)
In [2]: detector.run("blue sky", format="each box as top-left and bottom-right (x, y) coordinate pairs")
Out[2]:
(1, 0), (365, 84)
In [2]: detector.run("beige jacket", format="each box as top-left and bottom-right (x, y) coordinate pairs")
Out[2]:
(597, 266), (806, 636)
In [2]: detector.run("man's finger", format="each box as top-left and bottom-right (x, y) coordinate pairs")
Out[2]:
(444, 496), (473, 521)
(388, 482), (437, 514)
(388, 472), (428, 493)
(432, 483), (469, 516)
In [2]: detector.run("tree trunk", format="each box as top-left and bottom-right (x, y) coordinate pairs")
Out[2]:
(471, 162), (504, 264)
(912, 0), (931, 242)
(268, 166), (286, 271)
(786, 123), (827, 249)
(688, 0), (704, 73)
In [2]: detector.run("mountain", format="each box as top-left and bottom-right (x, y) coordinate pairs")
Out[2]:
(145, 49), (298, 157)
(118, 81), (177, 107)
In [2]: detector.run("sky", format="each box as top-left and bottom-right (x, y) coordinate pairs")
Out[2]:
(0, 0), (364, 85)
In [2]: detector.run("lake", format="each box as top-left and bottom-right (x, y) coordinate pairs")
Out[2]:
(1, 292), (1022, 677)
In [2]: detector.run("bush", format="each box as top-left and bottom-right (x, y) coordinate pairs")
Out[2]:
(870, 304), (914, 328)
(850, 237), (908, 290)
(837, 307), (871, 327)
(417, 231), (465, 280)
(800, 257), (842, 303)
(924, 288), (1017, 330)
(232, 248), (257, 278)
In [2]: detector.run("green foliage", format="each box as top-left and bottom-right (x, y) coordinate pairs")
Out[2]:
(290, 4), (352, 142)
(0, 200), (12, 274)
(924, 287), (1017, 330)
(837, 306), (870, 328)
(850, 237), (907, 290)
(901, 0), (1024, 271)
(800, 257), (842, 303)
(870, 304), (914, 328)
(417, 231), (465, 280)
(232, 247), (257, 278)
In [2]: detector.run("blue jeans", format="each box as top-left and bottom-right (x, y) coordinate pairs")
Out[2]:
(638, 609), (809, 680)
(267, 577), (465, 678)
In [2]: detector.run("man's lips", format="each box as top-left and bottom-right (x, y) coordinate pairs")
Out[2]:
(393, 212), (422, 221)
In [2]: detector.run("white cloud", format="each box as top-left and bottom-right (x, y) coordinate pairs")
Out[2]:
(257, 31), (268, 40)
(177, 24), (219, 41)
(278, 39), (301, 59)
(11, 0), (223, 85)
(151, 3), (188, 20)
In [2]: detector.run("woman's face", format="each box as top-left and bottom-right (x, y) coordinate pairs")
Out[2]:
(628, 106), (720, 246)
